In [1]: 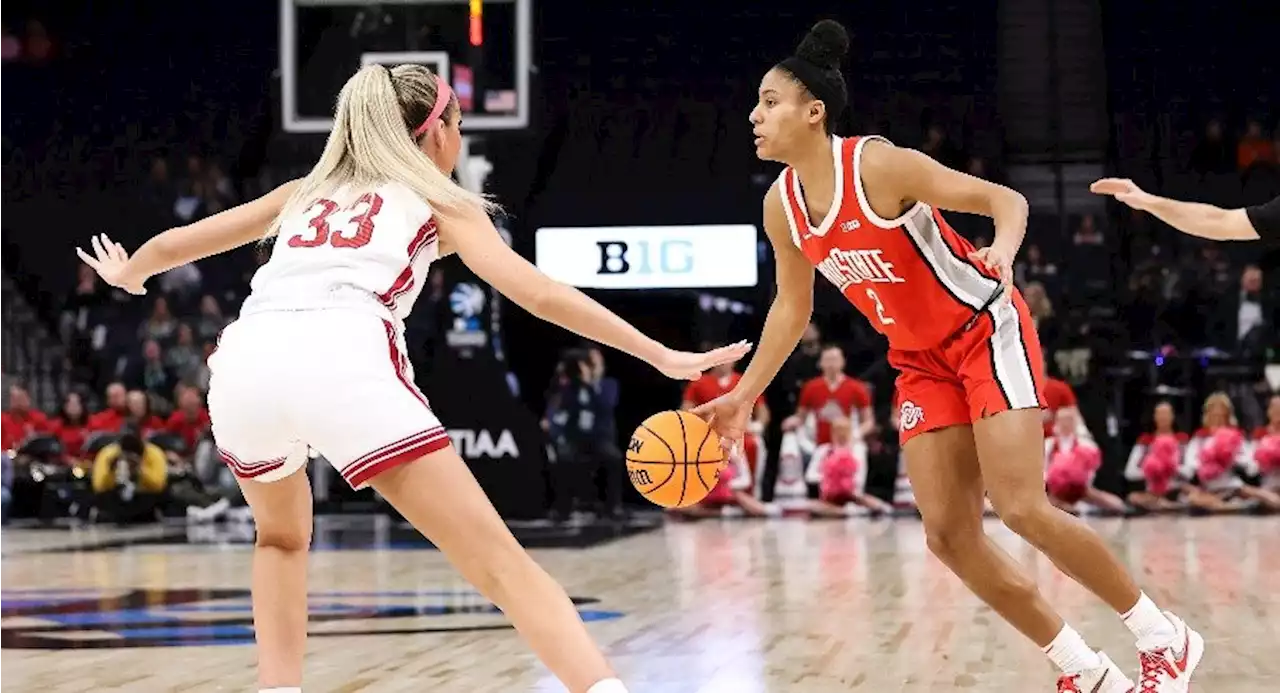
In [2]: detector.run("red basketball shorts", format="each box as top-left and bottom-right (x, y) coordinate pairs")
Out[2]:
(888, 292), (1047, 446)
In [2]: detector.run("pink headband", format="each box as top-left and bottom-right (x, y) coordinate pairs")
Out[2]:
(413, 75), (453, 138)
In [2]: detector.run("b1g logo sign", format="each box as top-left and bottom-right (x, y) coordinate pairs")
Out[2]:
(535, 225), (759, 289)
(0, 588), (621, 649)
(596, 239), (694, 277)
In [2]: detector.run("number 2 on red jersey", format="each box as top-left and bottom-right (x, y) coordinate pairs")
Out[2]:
(287, 193), (384, 249)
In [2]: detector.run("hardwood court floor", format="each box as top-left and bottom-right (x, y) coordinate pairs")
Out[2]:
(2, 515), (1277, 692)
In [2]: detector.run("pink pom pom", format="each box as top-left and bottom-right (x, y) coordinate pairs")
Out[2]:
(819, 448), (859, 501)
(1199, 428), (1242, 481)
(1141, 445), (1179, 496)
(1075, 445), (1102, 472)
(1255, 435), (1280, 474)
(1148, 434), (1180, 464)
(1046, 453), (1089, 503)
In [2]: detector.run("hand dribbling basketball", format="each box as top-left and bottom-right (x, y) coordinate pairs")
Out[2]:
(626, 410), (725, 508)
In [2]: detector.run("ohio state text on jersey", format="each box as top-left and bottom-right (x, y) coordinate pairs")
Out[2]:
(777, 136), (1001, 351)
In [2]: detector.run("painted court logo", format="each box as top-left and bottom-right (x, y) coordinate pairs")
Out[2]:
(898, 401), (925, 431)
(0, 588), (622, 650)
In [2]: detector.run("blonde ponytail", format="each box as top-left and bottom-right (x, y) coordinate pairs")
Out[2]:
(266, 64), (495, 238)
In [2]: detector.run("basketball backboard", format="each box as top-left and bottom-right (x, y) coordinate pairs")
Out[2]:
(280, 0), (532, 133)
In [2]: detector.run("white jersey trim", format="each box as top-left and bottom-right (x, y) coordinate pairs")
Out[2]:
(774, 169), (803, 249)
(784, 136), (846, 238)
(852, 136), (926, 229)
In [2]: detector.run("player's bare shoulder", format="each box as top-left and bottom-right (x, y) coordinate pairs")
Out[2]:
(854, 137), (917, 220)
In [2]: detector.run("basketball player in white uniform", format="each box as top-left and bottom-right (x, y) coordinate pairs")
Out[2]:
(76, 64), (749, 693)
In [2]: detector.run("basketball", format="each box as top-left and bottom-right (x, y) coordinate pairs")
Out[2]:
(626, 410), (725, 508)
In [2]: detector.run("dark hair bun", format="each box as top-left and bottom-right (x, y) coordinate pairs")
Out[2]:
(795, 19), (850, 70)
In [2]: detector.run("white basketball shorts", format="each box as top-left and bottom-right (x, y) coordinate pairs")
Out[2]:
(206, 309), (451, 489)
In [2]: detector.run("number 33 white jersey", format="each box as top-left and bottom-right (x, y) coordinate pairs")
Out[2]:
(239, 182), (441, 324)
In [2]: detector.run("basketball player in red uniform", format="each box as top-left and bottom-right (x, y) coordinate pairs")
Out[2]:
(693, 20), (1203, 693)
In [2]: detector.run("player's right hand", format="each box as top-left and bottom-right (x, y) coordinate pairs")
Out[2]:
(689, 393), (753, 455)
(76, 233), (146, 295)
(651, 341), (751, 380)
(1090, 178), (1157, 211)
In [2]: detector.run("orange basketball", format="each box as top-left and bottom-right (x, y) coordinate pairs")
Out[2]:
(626, 410), (725, 508)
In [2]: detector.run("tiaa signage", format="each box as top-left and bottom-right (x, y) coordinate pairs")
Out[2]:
(535, 225), (759, 289)
(448, 429), (519, 460)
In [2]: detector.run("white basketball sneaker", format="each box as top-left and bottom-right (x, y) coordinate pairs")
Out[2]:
(1135, 612), (1204, 693)
(1056, 652), (1135, 693)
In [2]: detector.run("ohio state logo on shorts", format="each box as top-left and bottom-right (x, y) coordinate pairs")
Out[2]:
(898, 401), (925, 431)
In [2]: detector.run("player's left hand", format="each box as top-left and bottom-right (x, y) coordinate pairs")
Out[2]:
(968, 243), (1015, 300)
(76, 233), (146, 295)
(651, 340), (752, 380)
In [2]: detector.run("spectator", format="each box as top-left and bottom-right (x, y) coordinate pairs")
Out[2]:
(1072, 214), (1105, 246)
(124, 339), (175, 396)
(1189, 119), (1233, 175)
(1015, 244), (1060, 295)
(1043, 408), (1125, 514)
(52, 391), (91, 463)
(806, 416), (893, 517)
(1237, 119), (1276, 171)
(140, 296), (178, 343)
(1, 452), (11, 524)
(785, 345), (874, 447)
(90, 431), (168, 523)
(195, 294), (229, 343)
(0, 22), (20, 61)
(1182, 393), (1261, 512)
(1253, 394), (1280, 493)
(545, 349), (623, 521)
(1041, 369), (1091, 440)
(125, 390), (165, 437)
(1229, 265), (1272, 356)
(2, 384), (51, 451)
(88, 382), (129, 433)
(1124, 401), (1189, 512)
(165, 324), (203, 383)
(166, 385), (211, 454)
(1022, 282), (1059, 347)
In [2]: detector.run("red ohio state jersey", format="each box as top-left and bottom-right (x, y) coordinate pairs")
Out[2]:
(777, 136), (1002, 351)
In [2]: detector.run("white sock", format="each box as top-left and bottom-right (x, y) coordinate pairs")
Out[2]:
(1042, 625), (1103, 675)
(1121, 592), (1177, 646)
(259, 688), (301, 693)
(586, 678), (628, 693)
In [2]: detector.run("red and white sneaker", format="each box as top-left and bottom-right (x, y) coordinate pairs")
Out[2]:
(1057, 652), (1135, 693)
(1135, 612), (1204, 693)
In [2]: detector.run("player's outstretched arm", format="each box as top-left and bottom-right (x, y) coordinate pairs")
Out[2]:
(438, 202), (750, 380)
(76, 180), (301, 295)
(1090, 178), (1264, 242)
